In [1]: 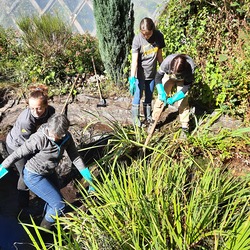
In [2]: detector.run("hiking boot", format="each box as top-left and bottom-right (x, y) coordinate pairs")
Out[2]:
(40, 217), (53, 230)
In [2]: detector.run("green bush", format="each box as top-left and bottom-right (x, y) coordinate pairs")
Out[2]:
(93, 0), (134, 85)
(0, 26), (21, 80)
(64, 33), (103, 76)
(157, 0), (250, 121)
(0, 14), (104, 92)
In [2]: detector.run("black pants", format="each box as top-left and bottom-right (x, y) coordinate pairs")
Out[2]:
(6, 144), (28, 191)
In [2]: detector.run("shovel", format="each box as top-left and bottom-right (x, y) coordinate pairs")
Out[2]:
(143, 103), (166, 152)
(91, 56), (107, 107)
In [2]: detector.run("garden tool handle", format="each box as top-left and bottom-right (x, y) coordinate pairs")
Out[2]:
(143, 104), (165, 152)
(61, 74), (80, 114)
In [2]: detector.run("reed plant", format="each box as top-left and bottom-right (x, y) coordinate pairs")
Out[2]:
(21, 113), (250, 249)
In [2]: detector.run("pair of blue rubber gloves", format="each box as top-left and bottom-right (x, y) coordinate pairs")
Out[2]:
(129, 76), (136, 96)
(0, 164), (8, 179)
(156, 83), (185, 106)
(80, 168), (95, 193)
(1, 164), (95, 193)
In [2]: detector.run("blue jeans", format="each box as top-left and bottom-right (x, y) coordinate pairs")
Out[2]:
(132, 79), (155, 105)
(23, 168), (65, 222)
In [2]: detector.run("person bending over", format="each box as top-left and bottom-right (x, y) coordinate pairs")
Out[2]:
(5, 85), (55, 210)
(0, 113), (94, 229)
(152, 54), (195, 135)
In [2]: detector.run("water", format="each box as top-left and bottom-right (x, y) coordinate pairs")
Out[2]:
(0, 216), (33, 250)
(0, 169), (33, 250)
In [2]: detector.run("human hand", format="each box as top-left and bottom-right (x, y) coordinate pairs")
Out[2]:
(156, 83), (167, 106)
(88, 185), (95, 193)
(0, 164), (8, 179)
(128, 76), (136, 96)
(166, 97), (174, 105)
(167, 91), (185, 105)
(80, 168), (92, 183)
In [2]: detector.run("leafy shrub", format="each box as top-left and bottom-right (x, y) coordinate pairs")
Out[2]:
(157, 0), (250, 120)
(0, 26), (21, 80)
(64, 33), (103, 76)
(0, 14), (104, 93)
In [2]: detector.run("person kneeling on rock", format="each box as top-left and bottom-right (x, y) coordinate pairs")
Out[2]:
(0, 113), (95, 229)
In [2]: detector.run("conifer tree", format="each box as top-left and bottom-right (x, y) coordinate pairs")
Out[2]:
(93, 0), (134, 85)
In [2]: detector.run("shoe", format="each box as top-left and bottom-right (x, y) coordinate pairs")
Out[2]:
(179, 127), (189, 139)
(40, 217), (53, 230)
(141, 119), (152, 128)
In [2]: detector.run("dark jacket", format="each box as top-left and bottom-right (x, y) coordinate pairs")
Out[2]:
(2, 124), (86, 175)
(6, 105), (55, 150)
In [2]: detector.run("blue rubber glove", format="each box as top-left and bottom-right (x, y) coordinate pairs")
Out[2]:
(80, 168), (95, 192)
(156, 83), (167, 106)
(88, 186), (95, 193)
(129, 76), (136, 96)
(0, 164), (8, 179)
(167, 91), (185, 105)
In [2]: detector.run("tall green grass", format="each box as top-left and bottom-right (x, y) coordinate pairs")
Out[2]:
(21, 112), (250, 249)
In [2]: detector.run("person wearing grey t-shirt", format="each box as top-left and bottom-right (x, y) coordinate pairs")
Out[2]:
(129, 17), (165, 127)
(152, 54), (196, 138)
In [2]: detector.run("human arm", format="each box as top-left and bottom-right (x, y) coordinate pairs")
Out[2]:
(166, 82), (191, 105)
(167, 91), (186, 105)
(157, 48), (163, 65)
(8, 109), (36, 148)
(2, 132), (42, 169)
(129, 52), (139, 95)
(66, 135), (95, 192)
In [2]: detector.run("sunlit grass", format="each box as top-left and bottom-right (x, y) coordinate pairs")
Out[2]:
(21, 110), (250, 249)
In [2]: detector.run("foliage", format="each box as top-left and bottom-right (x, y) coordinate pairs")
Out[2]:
(157, 0), (250, 121)
(21, 114), (250, 249)
(15, 14), (103, 88)
(17, 13), (72, 59)
(64, 33), (103, 76)
(0, 15), (103, 93)
(0, 26), (21, 81)
(93, 0), (134, 85)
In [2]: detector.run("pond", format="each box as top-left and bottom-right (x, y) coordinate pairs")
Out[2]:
(0, 170), (34, 250)
(0, 134), (111, 249)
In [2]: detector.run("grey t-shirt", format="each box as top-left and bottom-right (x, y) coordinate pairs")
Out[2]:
(132, 30), (165, 80)
(155, 54), (196, 93)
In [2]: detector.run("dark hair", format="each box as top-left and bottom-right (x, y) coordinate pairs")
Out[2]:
(47, 114), (70, 137)
(170, 54), (191, 74)
(139, 17), (155, 32)
(28, 84), (48, 106)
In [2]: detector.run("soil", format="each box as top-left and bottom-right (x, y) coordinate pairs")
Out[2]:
(0, 89), (249, 249)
